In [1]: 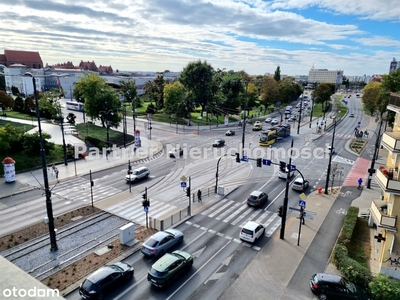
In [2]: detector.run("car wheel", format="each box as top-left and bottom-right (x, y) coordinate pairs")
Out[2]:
(126, 271), (133, 280)
(318, 294), (327, 300)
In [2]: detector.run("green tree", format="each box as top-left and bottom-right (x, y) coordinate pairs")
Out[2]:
(38, 91), (61, 119)
(277, 78), (296, 104)
(21, 132), (54, 156)
(313, 82), (335, 111)
(11, 86), (19, 95)
(0, 124), (25, 155)
(0, 91), (13, 111)
(143, 75), (166, 109)
(164, 81), (186, 116)
(0, 73), (5, 91)
(13, 95), (24, 113)
(119, 80), (139, 109)
(219, 74), (243, 112)
(260, 77), (279, 108)
(274, 66), (281, 82)
(179, 60), (214, 114)
(362, 82), (380, 115)
(24, 96), (35, 114)
(74, 73), (121, 127)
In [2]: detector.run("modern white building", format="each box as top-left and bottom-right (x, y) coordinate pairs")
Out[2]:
(4, 66), (45, 96)
(308, 69), (344, 85)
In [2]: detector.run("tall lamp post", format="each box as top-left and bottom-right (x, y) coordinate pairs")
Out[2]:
(99, 109), (113, 147)
(25, 72), (58, 252)
(297, 94), (303, 134)
(325, 117), (337, 194)
(241, 81), (249, 157)
(367, 120), (384, 188)
(215, 154), (227, 193)
(309, 99), (314, 128)
(59, 114), (68, 165)
(132, 98), (136, 133)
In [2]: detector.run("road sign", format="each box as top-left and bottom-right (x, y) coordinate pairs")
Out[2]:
(180, 176), (187, 182)
(144, 206), (149, 213)
(304, 210), (316, 216)
(241, 156), (248, 162)
(290, 164), (296, 171)
(180, 181), (187, 188)
(299, 200), (306, 208)
(303, 214), (314, 220)
(299, 193), (307, 200)
(263, 159), (271, 166)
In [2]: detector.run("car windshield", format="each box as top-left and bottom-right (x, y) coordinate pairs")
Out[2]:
(145, 238), (159, 247)
(249, 195), (258, 201)
(149, 268), (167, 277)
(132, 171), (139, 175)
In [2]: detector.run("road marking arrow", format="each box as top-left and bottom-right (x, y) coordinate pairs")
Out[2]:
(191, 246), (206, 258)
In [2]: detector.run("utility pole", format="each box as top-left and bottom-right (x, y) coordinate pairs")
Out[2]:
(241, 81), (248, 157)
(297, 94), (303, 134)
(325, 118), (337, 194)
(188, 177), (192, 216)
(90, 170), (94, 207)
(280, 139), (294, 240)
(128, 160), (132, 193)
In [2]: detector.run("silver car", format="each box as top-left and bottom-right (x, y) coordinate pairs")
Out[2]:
(292, 178), (309, 192)
(141, 229), (184, 257)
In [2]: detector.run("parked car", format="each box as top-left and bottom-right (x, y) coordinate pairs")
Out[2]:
(79, 262), (134, 299)
(292, 178), (309, 192)
(239, 221), (265, 243)
(148, 250), (193, 288)
(213, 139), (225, 147)
(225, 130), (235, 136)
(278, 169), (294, 179)
(310, 273), (370, 300)
(265, 117), (272, 123)
(125, 167), (150, 183)
(141, 229), (184, 257)
(247, 190), (268, 207)
(169, 147), (183, 158)
(271, 119), (279, 125)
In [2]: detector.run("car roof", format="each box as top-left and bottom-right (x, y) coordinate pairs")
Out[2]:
(250, 190), (264, 197)
(243, 221), (262, 230)
(294, 178), (304, 183)
(135, 166), (148, 171)
(150, 231), (172, 241)
(152, 253), (180, 272)
(315, 273), (343, 284)
(86, 265), (121, 283)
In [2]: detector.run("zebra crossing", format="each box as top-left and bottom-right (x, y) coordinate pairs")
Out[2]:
(324, 132), (355, 140)
(197, 198), (281, 238)
(51, 177), (122, 203)
(104, 197), (179, 226)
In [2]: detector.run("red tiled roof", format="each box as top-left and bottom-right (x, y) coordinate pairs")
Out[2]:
(4, 50), (43, 65)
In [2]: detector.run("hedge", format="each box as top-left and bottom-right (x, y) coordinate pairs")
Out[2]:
(337, 206), (359, 247)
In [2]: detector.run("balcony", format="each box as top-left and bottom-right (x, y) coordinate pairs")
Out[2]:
(370, 199), (397, 230)
(376, 167), (400, 193)
(382, 132), (400, 153)
(388, 93), (400, 112)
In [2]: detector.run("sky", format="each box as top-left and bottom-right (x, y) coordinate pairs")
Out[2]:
(0, 0), (399, 77)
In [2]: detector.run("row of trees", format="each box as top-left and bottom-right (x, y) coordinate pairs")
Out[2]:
(361, 68), (400, 119)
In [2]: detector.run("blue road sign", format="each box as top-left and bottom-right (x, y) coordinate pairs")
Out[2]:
(263, 159), (272, 166)
(241, 156), (248, 162)
(291, 164), (296, 171)
(144, 206), (149, 213)
(180, 181), (187, 188)
(299, 200), (306, 208)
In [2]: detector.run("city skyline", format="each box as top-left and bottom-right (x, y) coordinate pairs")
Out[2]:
(0, 0), (398, 76)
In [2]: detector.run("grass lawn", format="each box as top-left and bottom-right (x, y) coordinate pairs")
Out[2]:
(75, 123), (134, 146)
(0, 119), (35, 131)
(347, 218), (371, 269)
(2, 111), (37, 121)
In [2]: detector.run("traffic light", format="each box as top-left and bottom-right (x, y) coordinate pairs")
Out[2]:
(142, 194), (146, 200)
(278, 206), (283, 217)
(186, 187), (191, 197)
(147, 199), (150, 207)
(279, 161), (286, 172)
(236, 153), (240, 163)
(256, 158), (262, 168)
(128, 164), (132, 175)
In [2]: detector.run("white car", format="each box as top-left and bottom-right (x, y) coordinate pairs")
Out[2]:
(278, 169), (294, 179)
(292, 178), (309, 191)
(169, 147), (183, 158)
(265, 118), (272, 123)
(239, 221), (265, 243)
(125, 167), (150, 183)
(271, 119), (279, 125)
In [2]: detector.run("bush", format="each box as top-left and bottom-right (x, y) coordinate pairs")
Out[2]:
(369, 274), (400, 300)
(337, 206), (359, 246)
(333, 243), (348, 268)
(85, 136), (106, 149)
(339, 256), (372, 289)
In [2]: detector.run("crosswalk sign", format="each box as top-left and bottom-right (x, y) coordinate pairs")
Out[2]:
(299, 200), (306, 208)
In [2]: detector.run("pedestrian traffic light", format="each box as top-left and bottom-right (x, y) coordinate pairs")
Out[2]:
(279, 161), (286, 172)
(186, 187), (191, 197)
(256, 158), (262, 168)
(278, 206), (284, 218)
(147, 199), (150, 207)
(236, 153), (240, 163)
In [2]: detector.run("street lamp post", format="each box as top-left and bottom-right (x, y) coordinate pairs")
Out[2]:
(99, 109), (113, 147)
(132, 98), (136, 132)
(215, 154), (227, 193)
(325, 117), (337, 194)
(25, 72), (58, 252)
(280, 139), (294, 240)
(367, 120), (384, 188)
(297, 94), (303, 134)
(241, 81), (249, 156)
(59, 114), (68, 166)
(309, 100), (314, 128)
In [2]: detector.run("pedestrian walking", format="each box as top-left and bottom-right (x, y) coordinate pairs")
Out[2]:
(357, 178), (363, 189)
(55, 168), (59, 182)
(133, 147), (137, 155)
(197, 189), (202, 202)
(51, 164), (55, 175)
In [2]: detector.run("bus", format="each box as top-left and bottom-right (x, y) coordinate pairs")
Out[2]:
(66, 101), (84, 112)
(259, 125), (291, 146)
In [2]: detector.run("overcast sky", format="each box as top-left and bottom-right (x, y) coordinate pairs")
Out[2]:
(1, 0), (399, 76)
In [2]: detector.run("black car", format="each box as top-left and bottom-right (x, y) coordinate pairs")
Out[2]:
(79, 262), (134, 299)
(225, 130), (235, 136)
(310, 273), (370, 300)
(213, 139), (225, 147)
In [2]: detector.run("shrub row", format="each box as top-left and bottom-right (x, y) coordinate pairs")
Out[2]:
(333, 206), (400, 299)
